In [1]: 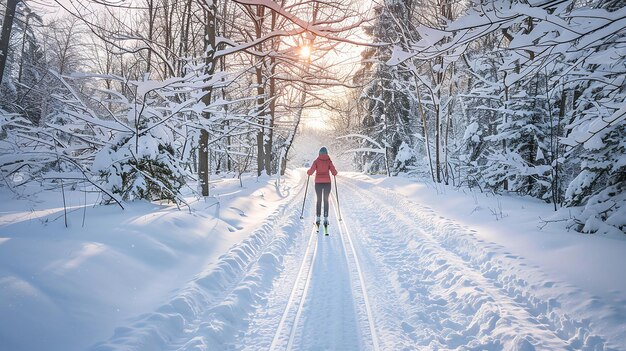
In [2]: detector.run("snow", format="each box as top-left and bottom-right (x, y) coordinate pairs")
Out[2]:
(463, 121), (480, 141)
(0, 173), (301, 351)
(387, 46), (414, 66)
(1, 171), (625, 350)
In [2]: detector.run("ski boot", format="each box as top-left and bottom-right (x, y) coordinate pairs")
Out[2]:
(323, 217), (329, 236)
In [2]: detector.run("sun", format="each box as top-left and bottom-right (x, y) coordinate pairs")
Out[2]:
(299, 45), (312, 59)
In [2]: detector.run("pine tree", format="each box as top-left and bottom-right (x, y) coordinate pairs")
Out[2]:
(357, 0), (414, 175)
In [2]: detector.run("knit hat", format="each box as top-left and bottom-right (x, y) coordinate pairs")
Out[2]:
(319, 147), (328, 155)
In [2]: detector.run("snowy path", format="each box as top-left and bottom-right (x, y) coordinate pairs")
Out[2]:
(92, 172), (622, 350)
(237, 174), (615, 350)
(266, 197), (379, 351)
(235, 183), (379, 351)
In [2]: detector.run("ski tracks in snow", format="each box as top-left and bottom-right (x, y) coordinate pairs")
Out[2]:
(93, 172), (380, 351)
(339, 177), (616, 350)
(246, 186), (380, 351)
(93, 173), (621, 351)
(270, 225), (318, 351)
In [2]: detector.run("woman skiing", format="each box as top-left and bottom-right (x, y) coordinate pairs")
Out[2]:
(307, 147), (338, 228)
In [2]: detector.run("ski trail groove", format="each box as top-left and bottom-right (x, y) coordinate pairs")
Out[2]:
(268, 224), (318, 351)
(237, 174), (372, 351)
(331, 195), (381, 351)
(284, 227), (318, 351)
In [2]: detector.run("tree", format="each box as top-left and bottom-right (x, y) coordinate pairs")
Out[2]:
(383, 0), (626, 234)
(356, 0), (413, 175)
(0, 0), (19, 85)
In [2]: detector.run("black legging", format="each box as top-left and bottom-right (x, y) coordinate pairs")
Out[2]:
(315, 183), (332, 217)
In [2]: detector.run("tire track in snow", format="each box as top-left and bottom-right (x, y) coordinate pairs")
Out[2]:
(340, 180), (464, 349)
(283, 226), (318, 351)
(234, 174), (334, 351)
(340, 177), (608, 350)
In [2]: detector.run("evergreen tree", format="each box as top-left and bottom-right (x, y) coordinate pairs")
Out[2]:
(357, 0), (414, 175)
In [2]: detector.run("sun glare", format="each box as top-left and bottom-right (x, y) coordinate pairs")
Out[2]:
(299, 45), (312, 59)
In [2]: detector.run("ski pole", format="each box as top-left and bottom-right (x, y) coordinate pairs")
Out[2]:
(334, 175), (342, 221)
(300, 175), (310, 219)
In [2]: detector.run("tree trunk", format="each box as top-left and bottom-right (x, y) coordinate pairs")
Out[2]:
(553, 87), (566, 209)
(199, 1), (217, 196)
(433, 55), (445, 183)
(265, 60), (275, 175)
(443, 63), (455, 185)
(254, 5), (266, 176)
(502, 76), (510, 191)
(0, 0), (19, 85)
(263, 10), (279, 176)
(18, 13), (30, 84)
(413, 76), (435, 182)
(255, 61), (266, 176)
(220, 0), (231, 172)
(146, 0), (155, 73)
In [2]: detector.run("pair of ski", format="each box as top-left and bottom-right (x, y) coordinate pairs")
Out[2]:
(316, 222), (329, 236)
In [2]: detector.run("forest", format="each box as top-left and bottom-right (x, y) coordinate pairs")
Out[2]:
(0, 0), (624, 235)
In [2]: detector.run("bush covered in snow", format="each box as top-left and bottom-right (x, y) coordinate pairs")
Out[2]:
(94, 131), (185, 203)
(0, 74), (196, 206)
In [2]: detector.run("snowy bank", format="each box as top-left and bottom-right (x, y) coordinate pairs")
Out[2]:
(345, 173), (626, 349)
(0, 171), (300, 351)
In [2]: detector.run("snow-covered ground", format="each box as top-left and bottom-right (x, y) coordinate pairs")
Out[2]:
(0, 173), (301, 351)
(1, 170), (625, 350)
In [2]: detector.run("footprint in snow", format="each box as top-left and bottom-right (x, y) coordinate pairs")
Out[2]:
(229, 207), (247, 217)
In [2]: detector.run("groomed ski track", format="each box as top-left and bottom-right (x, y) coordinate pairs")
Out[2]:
(266, 195), (380, 351)
(93, 172), (620, 351)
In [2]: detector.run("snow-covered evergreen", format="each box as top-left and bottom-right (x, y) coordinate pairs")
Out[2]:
(358, 0), (626, 235)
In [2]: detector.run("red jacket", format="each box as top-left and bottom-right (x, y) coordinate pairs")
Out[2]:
(307, 154), (338, 183)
